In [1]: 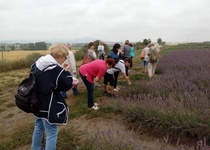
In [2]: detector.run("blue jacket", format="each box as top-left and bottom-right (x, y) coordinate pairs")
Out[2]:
(31, 54), (72, 125)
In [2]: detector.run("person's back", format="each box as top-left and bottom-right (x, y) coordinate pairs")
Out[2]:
(123, 44), (131, 58)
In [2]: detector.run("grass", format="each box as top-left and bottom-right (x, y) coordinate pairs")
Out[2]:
(1, 45), (210, 149)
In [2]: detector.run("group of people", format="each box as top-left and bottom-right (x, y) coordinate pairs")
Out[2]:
(30, 40), (161, 150)
(141, 43), (161, 78)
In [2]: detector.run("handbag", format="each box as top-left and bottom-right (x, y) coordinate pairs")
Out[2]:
(140, 50), (145, 59)
(81, 51), (93, 65)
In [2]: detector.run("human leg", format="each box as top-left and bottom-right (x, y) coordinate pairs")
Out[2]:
(72, 87), (79, 95)
(144, 61), (148, 74)
(43, 119), (58, 150)
(109, 74), (115, 95)
(152, 62), (158, 76)
(148, 62), (153, 78)
(80, 73), (94, 108)
(32, 118), (45, 150)
(114, 71), (119, 89)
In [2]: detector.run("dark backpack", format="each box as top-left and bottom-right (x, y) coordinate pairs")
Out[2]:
(15, 65), (51, 113)
(15, 72), (38, 113)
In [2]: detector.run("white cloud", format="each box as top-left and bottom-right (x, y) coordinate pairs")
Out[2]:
(0, 0), (210, 43)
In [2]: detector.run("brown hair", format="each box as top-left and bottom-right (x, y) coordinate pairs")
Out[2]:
(124, 57), (132, 68)
(88, 42), (94, 49)
(106, 58), (116, 67)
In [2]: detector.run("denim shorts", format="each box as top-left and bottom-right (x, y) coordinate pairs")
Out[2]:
(142, 60), (148, 67)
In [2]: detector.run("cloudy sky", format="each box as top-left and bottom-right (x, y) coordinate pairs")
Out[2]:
(0, 0), (209, 43)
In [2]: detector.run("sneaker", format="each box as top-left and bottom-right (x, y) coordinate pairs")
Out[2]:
(94, 82), (101, 87)
(103, 91), (108, 96)
(114, 88), (118, 92)
(116, 87), (120, 90)
(91, 105), (100, 110)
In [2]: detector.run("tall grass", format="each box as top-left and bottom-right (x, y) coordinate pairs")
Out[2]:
(0, 53), (42, 72)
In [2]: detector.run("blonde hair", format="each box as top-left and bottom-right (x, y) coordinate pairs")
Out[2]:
(49, 44), (69, 58)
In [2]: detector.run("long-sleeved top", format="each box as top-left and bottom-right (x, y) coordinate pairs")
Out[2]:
(32, 54), (73, 124)
(63, 50), (76, 76)
(79, 59), (107, 84)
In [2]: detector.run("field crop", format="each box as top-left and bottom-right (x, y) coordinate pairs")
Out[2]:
(1, 50), (48, 61)
(117, 49), (210, 143)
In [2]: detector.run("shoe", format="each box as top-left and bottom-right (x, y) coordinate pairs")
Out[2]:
(109, 94), (116, 98)
(91, 105), (100, 110)
(114, 88), (118, 92)
(103, 91), (108, 96)
(94, 82), (101, 87)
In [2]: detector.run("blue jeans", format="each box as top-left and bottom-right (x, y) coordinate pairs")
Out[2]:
(61, 88), (79, 98)
(32, 118), (58, 150)
(79, 72), (94, 108)
(72, 87), (79, 95)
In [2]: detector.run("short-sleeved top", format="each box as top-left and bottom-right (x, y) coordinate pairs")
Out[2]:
(106, 60), (125, 74)
(79, 59), (107, 83)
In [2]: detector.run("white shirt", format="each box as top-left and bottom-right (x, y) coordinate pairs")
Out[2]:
(63, 50), (76, 76)
(106, 60), (125, 74)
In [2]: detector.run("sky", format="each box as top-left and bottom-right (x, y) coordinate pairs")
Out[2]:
(0, 0), (210, 43)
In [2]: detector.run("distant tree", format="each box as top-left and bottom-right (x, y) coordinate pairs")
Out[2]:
(10, 45), (15, 50)
(135, 41), (144, 50)
(28, 43), (35, 50)
(20, 44), (28, 50)
(142, 39), (151, 46)
(0, 45), (5, 51)
(157, 38), (162, 45)
(35, 42), (47, 50)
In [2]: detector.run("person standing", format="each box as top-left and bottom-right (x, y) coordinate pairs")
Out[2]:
(141, 45), (150, 74)
(148, 43), (161, 78)
(81, 42), (96, 65)
(97, 42), (105, 60)
(108, 43), (123, 91)
(31, 44), (73, 150)
(122, 40), (131, 76)
(79, 59), (115, 110)
(129, 43), (135, 59)
(61, 43), (79, 98)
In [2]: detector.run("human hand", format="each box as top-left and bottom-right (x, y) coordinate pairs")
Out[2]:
(64, 64), (71, 71)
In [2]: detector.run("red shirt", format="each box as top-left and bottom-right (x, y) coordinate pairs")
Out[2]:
(79, 59), (107, 83)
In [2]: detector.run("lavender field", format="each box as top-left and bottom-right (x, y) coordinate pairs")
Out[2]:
(118, 49), (210, 143)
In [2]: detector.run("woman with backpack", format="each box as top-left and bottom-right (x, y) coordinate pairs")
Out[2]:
(31, 44), (73, 150)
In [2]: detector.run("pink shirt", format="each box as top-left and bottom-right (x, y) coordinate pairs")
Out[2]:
(79, 59), (107, 83)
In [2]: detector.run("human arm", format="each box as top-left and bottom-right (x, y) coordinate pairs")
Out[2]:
(122, 73), (131, 85)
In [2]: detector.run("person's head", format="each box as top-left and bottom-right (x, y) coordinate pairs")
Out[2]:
(112, 43), (121, 54)
(49, 44), (69, 65)
(148, 43), (155, 50)
(124, 57), (132, 67)
(129, 43), (133, 47)
(125, 40), (129, 45)
(66, 43), (72, 50)
(148, 43), (154, 47)
(88, 42), (94, 50)
(106, 58), (116, 69)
